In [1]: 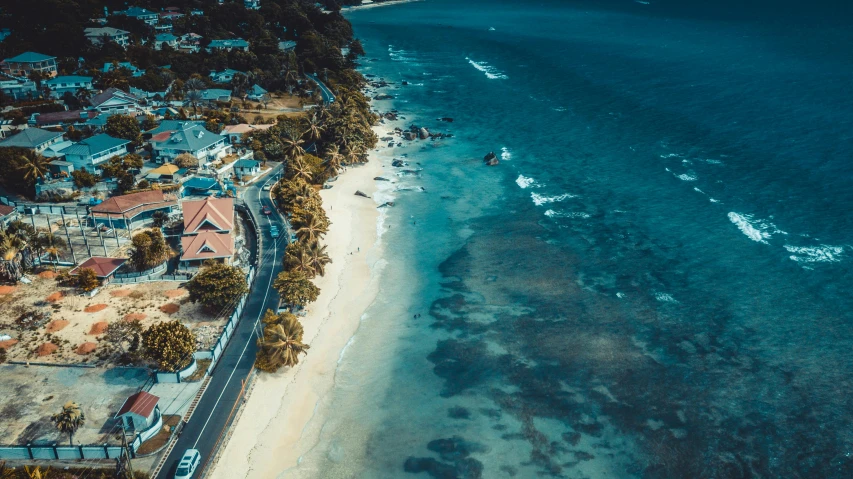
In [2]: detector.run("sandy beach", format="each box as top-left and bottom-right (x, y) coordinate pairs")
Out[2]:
(208, 140), (388, 478)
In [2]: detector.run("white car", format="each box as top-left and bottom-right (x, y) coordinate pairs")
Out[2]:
(175, 449), (201, 479)
(262, 184), (272, 191)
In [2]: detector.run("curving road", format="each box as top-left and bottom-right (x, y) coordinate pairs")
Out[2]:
(157, 163), (286, 479)
(306, 73), (336, 105)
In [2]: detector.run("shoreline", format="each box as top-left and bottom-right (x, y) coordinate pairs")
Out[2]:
(343, 0), (422, 11)
(207, 129), (390, 478)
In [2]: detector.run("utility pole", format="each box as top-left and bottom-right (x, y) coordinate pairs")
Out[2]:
(120, 422), (135, 478)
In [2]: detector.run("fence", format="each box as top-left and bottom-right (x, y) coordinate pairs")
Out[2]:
(113, 262), (168, 279)
(155, 357), (198, 384)
(0, 444), (126, 460)
(111, 262), (173, 284)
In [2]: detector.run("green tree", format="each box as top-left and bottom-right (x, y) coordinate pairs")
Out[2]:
(141, 115), (158, 131)
(273, 270), (320, 309)
(293, 211), (328, 245)
(185, 261), (249, 314)
(75, 267), (101, 292)
(173, 153), (199, 169)
(255, 311), (309, 372)
(50, 401), (85, 446)
(142, 320), (196, 372)
(102, 320), (144, 364)
(71, 169), (99, 188)
(105, 115), (143, 148)
(129, 230), (170, 271)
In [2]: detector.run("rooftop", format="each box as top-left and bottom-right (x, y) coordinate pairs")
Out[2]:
(183, 197), (234, 233)
(0, 205), (15, 217)
(151, 123), (224, 152)
(59, 133), (128, 157)
(115, 391), (159, 418)
(4, 51), (55, 63)
(89, 87), (139, 107)
(208, 38), (249, 48)
(0, 128), (63, 148)
(44, 75), (93, 85)
(84, 27), (129, 37)
(180, 231), (234, 261)
(91, 190), (169, 215)
(70, 256), (127, 278)
(221, 123), (274, 135)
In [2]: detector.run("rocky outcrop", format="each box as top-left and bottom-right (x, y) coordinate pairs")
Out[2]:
(483, 151), (499, 166)
(378, 202), (395, 208)
(391, 159), (408, 167)
(403, 131), (416, 140)
(374, 94), (394, 100)
(419, 127), (430, 139)
(374, 177), (391, 181)
(437, 117), (454, 122)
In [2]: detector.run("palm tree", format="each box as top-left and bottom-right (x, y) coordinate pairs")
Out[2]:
(289, 155), (314, 183)
(256, 315), (309, 371)
(0, 234), (25, 282)
(184, 77), (205, 92)
(302, 115), (324, 142)
(51, 401), (85, 446)
(308, 242), (331, 277)
(0, 460), (17, 479)
(41, 232), (66, 271)
(294, 212), (327, 245)
(281, 137), (305, 162)
(18, 154), (48, 184)
(185, 89), (203, 117)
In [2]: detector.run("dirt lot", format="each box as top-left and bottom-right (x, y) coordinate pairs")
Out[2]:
(0, 277), (229, 365)
(0, 365), (148, 445)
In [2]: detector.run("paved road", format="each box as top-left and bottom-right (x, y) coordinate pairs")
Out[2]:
(306, 73), (336, 104)
(156, 164), (286, 479)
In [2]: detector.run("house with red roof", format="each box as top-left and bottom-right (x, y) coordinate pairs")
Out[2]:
(179, 197), (235, 267)
(69, 256), (127, 281)
(90, 190), (178, 229)
(115, 391), (161, 432)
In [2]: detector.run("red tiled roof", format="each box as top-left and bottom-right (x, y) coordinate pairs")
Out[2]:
(182, 197), (233, 233)
(0, 205), (14, 216)
(116, 391), (159, 418)
(70, 256), (126, 278)
(180, 231), (233, 261)
(36, 110), (98, 125)
(91, 190), (168, 215)
(151, 131), (174, 142)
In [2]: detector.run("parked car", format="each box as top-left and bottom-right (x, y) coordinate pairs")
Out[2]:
(174, 449), (201, 479)
(262, 205), (272, 215)
(270, 225), (280, 238)
(262, 184), (272, 191)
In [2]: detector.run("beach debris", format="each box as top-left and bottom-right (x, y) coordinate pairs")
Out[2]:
(374, 176), (391, 181)
(484, 151), (499, 166)
(355, 190), (370, 198)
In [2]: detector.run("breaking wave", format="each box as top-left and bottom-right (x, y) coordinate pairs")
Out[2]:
(531, 192), (577, 206)
(785, 244), (845, 264)
(515, 175), (536, 189)
(727, 212), (785, 244)
(466, 57), (508, 80)
(544, 210), (590, 218)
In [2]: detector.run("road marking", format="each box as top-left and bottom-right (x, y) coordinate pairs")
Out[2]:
(191, 170), (280, 450)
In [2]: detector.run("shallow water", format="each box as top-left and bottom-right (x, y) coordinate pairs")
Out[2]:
(287, 1), (853, 477)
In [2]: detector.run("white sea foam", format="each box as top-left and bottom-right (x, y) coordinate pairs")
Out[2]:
(466, 57), (508, 80)
(727, 212), (785, 244)
(676, 173), (697, 181)
(660, 153), (680, 159)
(655, 292), (678, 303)
(616, 292), (625, 299)
(693, 187), (706, 195)
(531, 192), (577, 206)
(501, 147), (512, 161)
(552, 106), (567, 112)
(704, 159), (724, 165)
(784, 244), (845, 264)
(515, 175), (535, 189)
(709, 198), (720, 203)
(544, 210), (590, 219)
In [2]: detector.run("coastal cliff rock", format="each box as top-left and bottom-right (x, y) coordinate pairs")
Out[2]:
(483, 152), (499, 166)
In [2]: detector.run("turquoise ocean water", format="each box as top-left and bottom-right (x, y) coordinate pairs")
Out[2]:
(288, 1), (853, 477)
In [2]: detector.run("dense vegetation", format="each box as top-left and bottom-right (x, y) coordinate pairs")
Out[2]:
(185, 260), (249, 314)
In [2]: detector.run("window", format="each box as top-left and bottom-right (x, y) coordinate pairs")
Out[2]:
(176, 466), (189, 475)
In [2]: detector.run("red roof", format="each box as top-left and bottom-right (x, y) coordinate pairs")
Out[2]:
(182, 197), (234, 233)
(116, 391), (160, 418)
(91, 190), (169, 215)
(70, 256), (126, 278)
(180, 231), (234, 261)
(151, 131), (174, 142)
(36, 110), (98, 125)
(0, 205), (14, 216)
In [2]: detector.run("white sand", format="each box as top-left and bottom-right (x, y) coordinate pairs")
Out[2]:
(208, 151), (386, 478)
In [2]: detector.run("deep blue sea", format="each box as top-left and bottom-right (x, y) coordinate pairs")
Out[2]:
(289, 1), (853, 477)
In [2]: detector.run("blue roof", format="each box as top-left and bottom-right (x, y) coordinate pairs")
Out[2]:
(0, 128), (63, 148)
(201, 89), (231, 101)
(233, 159), (260, 169)
(103, 62), (140, 73)
(4, 51), (55, 63)
(183, 177), (221, 190)
(44, 75), (93, 86)
(247, 84), (267, 95)
(208, 39), (249, 48)
(155, 33), (178, 42)
(59, 133), (128, 157)
(146, 120), (203, 135)
(117, 6), (157, 17)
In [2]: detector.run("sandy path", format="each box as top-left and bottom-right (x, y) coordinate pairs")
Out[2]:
(209, 151), (385, 478)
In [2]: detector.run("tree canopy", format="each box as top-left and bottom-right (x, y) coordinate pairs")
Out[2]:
(129, 229), (171, 271)
(185, 261), (249, 314)
(142, 320), (196, 372)
(274, 269), (320, 309)
(105, 114), (143, 148)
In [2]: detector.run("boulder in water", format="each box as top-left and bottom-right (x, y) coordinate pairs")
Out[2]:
(419, 127), (430, 139)
(483, 151), (499, 166)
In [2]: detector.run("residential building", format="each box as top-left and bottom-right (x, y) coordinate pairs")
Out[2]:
(103, 62), (145, 78)
(206, 38), (249, 52)
(1, 51), (57, 78)
(84, 27), (130, 48)
(183, 197), (234, 234)
(0, 29), (11, 42)
(0, 79), (37, 99)
(30, 110), (98, 128)
(200, 89), (232, 103)
(209, 69), (244, 84)
(154, 33), (179, 51)
(145, 119), (202, 137)
(221, 123), (273, 144)
(0, 128), (64, 153)
(114, 6), (159, 25)
(89, 88), (142, 115)
(146, 163), (186, 183)
(278, 40), (297, 53)
(190, 9), (204, 15)
(90, 190), (178, 228)
(246, 84), (268, 101)
(115, 391), (161, 432)
(181, 176), (222, 197)
(180, 197), (234, 266)
(70, 256), (127, 282)
(43, 75), (93, 99)
(0, 204), (18, 228)
(59, 133), (129, 172)
(177, 33), (203, 53)
(245, 0), (261, 9)
(149, 122), (230, 165)
(232, 158), (261, 180)
(159, 11), (184, 23)
(43, 139), (74, 158)
(47, 159), (75, 175)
